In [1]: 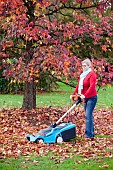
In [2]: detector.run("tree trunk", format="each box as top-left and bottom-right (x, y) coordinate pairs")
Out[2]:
(22, 80), (36, 109)
(21, 1), (36, 110)
(111, 0), (113, 10)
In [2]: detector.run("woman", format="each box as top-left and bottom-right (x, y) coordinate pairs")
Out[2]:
(70, 58), (97, 139)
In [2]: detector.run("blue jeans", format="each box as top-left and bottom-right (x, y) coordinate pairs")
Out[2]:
(84, 96), (97, 138)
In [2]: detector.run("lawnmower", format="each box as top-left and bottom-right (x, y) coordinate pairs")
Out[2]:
(26, 97), (81, 144)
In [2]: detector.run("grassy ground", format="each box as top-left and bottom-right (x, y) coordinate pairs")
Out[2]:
(0, 82), (113, 109)
(0, 155), (113, 170)
(0, 83), (113, 170)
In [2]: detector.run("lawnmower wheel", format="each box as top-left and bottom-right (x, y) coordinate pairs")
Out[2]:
(56, 136), (63, 144)
(35, 139), (44, 144)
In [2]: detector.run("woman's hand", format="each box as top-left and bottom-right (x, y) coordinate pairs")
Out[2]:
(80, 94), (85, 99)
(70, 95), (76, 102)
(70, 94), (85, 102)
(79, 94), (85, 102)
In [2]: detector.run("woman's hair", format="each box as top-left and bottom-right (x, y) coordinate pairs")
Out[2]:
(82, 58), (92, 68)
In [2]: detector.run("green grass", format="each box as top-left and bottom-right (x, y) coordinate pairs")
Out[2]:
(0, 82), (113, 109)
(0, 83), (113, 170)
(0, 154), (113, 170)
(96, 85), (113, 109)
(0, 94), (23, 108)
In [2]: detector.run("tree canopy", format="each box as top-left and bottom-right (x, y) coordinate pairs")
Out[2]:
(0, 0), (113, 108)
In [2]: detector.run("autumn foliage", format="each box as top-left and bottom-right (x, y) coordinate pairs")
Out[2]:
(0, 107), (113, 160)
(0, 0), (113, 81)
(0, 1), (113, 164)
(0, 0), (113, 109)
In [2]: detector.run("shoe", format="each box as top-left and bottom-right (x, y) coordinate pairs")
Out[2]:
(90, 137), (95, 141)
(83, 135), (95, 141)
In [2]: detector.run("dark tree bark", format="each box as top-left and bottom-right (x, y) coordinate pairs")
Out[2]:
(111, 0), (113, 10)
(22, 42), (36, 109)
(22, 80), (36, 109)
(21, 0), (36, 109)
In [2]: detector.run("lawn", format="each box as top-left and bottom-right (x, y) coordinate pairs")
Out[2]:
(1, 154), (113, 170)
(0, 82), (113, 170)
(0, 82), (113, 109)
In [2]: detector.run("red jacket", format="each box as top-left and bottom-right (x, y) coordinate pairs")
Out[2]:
(73, 71), (97, 98)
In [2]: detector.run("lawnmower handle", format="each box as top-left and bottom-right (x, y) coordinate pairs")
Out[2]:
(51, 97), (82, 128)
(75, 96), (82, 105)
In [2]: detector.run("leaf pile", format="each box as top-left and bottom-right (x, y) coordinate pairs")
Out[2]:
(0, 107), (113, 160)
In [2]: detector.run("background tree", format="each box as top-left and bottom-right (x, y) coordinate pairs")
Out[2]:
(0, 0), (113, 109)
